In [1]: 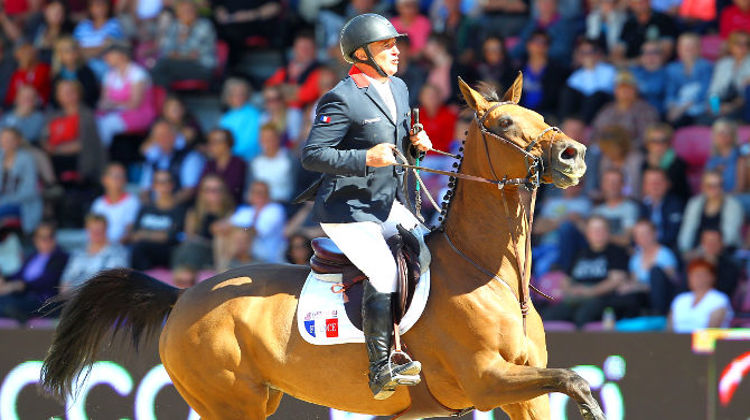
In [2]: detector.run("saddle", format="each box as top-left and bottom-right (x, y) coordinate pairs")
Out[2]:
(309, 226), (423, 328)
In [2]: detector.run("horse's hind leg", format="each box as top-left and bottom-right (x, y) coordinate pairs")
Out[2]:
(170, 371), (271, 420)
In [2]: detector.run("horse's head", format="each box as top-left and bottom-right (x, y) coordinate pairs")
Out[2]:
(458, 73), (586, 188)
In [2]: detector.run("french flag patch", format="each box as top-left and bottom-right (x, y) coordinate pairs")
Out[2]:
(320, 115), (331, 123)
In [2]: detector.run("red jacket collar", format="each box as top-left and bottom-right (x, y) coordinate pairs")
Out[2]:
(349, 66), (370, 88)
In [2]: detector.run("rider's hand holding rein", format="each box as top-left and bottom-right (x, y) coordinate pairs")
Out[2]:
(366, 143), (398, 167)
(409, 129), (432, 152)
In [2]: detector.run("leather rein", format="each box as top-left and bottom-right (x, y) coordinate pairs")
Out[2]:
(395, 102), (558, 334)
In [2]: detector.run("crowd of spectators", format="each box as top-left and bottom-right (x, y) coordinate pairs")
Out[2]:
(0, 0), (748, 330)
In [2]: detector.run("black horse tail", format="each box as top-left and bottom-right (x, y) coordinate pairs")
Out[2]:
(41, 268), (181, 400)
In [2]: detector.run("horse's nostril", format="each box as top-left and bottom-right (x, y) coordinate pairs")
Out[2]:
(561, 147), (577, 160)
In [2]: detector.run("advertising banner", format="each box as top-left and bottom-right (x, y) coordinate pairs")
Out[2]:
(0, 330), (745, 419)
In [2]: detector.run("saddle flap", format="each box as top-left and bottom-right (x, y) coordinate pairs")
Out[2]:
(311, 237), (350, 264)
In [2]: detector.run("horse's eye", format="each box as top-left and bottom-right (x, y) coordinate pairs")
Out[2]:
(498, 117), (513, 130)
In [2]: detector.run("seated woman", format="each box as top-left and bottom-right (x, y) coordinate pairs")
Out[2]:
(0, 127), (43, 235)
(5, 41), (52, 107)
(584, 124), (644, 199)
(51, 37), (99, 109)
(151, 0), (216, 86)
(0, 85), (45, 145)
(705, 119), (745, 193)
(678, 170), (744, 255)
(25, 0), (75, 64)
(129, 170), (186, 270)
(160, 95), (202, 147)
(0, 222), (68, 322)
(706, 30), (750, 121)
(199, 128), (246, 205)
(669, 258), (733, 332)
(59, 213), (128, 294)
(42, 80), (104, 188)
(96, 43), (156, 148)
(73, 0), (124, 78)
(172, 175), (235, 270)
(218, 77), (262, 161)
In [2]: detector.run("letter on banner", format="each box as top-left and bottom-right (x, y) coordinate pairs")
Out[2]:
(0, 361), (44, 420)
(66, 361), (133, 420)
(135, 364), (199, 420)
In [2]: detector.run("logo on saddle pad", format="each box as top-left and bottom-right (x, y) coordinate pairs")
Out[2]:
(326, 318), (339, 337)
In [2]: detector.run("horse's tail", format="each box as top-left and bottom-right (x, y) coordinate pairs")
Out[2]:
(41, 268), (181, 400)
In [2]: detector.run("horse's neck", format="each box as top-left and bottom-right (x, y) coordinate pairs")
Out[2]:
(438, 148), (531, 298)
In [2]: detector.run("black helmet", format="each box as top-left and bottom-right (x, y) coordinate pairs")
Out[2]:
(340, 14), (406, 76)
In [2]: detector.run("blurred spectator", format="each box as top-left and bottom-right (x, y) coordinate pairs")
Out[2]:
(151, 0), (216, 87)
(1, 84), (44, 144)
(73, 0), (124, 78)
(706, 30), (750, 121)
(283, 201), (325, 241)
(687, 229), (741, 298)
(130, 169), (186, 270)
(678, 170), (744, 254)
(4, 40), (51, 106)
(219, 77), (263, 161)
(172, 175), (235, 270)
(510, 0), (583, 67)
(200, 128), (246, 205)
(265, 32), (321, 111)
(214, 0), (282, 68)
(59, 213), (127, 294)
(591, 169), (640, 247)
(139, 119), (205, 205)
(96, 43), (156, 147)
(669, 258), (733, 332)
(249, 124), (294, 203)
(619, 0), (677, 60)
(391, 0), (432, 54)
(41, 80), (104, 188)
(638, 168), (685, 249)
(51, 37), (99, 109)
(622, 220), (679, 315)
(91, 162), (140, 244)
(224, 227), (254, 270)
(23, 0), (74, 63)
(677, 0), (716, 34)
(417, 83), (457, 154)
(285, 232), (313, 265)
(559, 38), (615, 123)
(261, 85), (302, 147)
(642, 123), (691, 201)
(533, 182), (592, 275)
(705, 119), (746, 193)
(630, 40), (668, 114)
(316, 0), (391, 61)
(172, 264), (198, 289)
(429, 0), (479, 62)
(0, 225), (23, 277)
(541, 216), (630, 328)
(0, 127), (41, 234)
(719, 0), (750, 40)
(0, 42), (17, 102)
(586, 125), (644, 199)
(592, 71), (659, 147)
(476, 36), (516, 91)
(0, 222), (67, 322)
(159, 95), (202, 148)
(665, 33), (713, 127)
(479, 0), (530, 39)
(395, 37), (426, 108)
(586, 0), (626, 55)
(520, 30), (568, 118)
(215, 181), (286, 267)
(422, 33), (478, 105)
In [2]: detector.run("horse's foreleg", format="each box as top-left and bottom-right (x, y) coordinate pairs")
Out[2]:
(463, 359), (605, 420)
(500, 395), (550, 420)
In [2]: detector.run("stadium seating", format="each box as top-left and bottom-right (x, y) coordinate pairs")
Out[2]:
(542, 321), (577, 331)
(0, 318), (20, 329)
(673, 125), (713, 193)
(700, 35), (724, 62)
(170, 41), (229, 92)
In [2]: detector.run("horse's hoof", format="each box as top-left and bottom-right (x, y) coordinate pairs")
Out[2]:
(394, 374), (421, 386)
(578, 403), (606, 420)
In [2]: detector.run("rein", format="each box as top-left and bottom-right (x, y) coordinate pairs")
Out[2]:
(395, 102), (559, 334)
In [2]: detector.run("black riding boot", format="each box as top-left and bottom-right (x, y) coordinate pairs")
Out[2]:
(362, 281), (421, 400)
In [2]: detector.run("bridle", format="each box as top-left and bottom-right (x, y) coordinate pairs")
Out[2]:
(396, 101), (560, 334)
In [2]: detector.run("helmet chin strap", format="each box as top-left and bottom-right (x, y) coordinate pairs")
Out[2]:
(354, 44), (388, 78)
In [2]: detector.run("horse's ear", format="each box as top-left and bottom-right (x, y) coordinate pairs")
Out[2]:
(458, 77), (488, 112)
(502, 72), (523, 104)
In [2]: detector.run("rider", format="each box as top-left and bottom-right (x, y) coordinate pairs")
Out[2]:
(300, 14), (433, 400)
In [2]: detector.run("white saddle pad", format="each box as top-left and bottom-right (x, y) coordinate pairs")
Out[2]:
(297, 270), (430, 345)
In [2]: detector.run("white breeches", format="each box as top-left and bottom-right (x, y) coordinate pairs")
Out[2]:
(320, 201), (421, 293)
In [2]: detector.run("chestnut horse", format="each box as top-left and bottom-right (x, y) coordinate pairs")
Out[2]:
(41, 75), (605, 420)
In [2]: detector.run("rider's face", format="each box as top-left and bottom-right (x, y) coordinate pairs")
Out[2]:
(358, 38), (400, 76)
